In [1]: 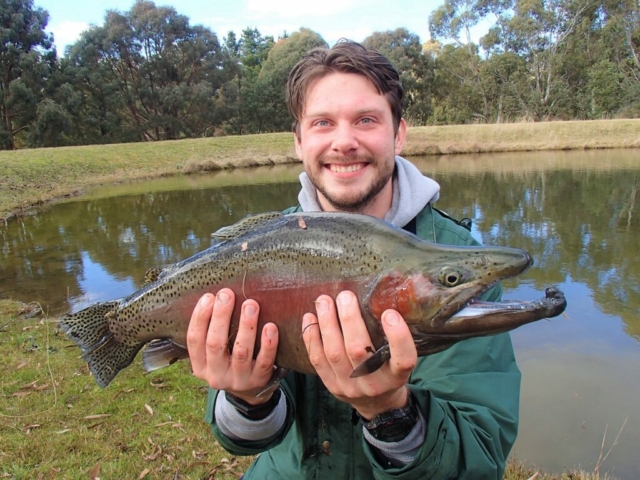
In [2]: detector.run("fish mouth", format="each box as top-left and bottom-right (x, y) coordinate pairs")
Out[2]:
(427, 249), (534, 327)
(442, 286), (567, 336)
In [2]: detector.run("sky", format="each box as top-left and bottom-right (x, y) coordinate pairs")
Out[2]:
(35, 0), (444, 54)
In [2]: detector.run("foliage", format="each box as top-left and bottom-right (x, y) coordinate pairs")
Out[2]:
(363, 28), (435, 125)
(0, 0), (57, 149)
(429, 0), (640, 123)
(218, 28), (276, 135)
(1, 0), (639, 149)
(63, 0), (229, 143)
(256, 28), (328, 132)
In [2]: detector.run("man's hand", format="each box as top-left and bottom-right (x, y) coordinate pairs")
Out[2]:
(301, 290), (417, 419)
(187, 288), (280, 405)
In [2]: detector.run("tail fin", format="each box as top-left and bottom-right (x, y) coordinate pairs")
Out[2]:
(59, 301), (143, 388)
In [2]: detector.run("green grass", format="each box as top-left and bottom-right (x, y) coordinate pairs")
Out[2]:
(1, 119), (638, 221)
(0, 300), (252, 479)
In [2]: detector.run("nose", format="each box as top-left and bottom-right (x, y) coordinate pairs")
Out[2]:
(331, 123), (359, 154)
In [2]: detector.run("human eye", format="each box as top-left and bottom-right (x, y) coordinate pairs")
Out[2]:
(359, 116), (376, 125)
(313, 119), (331, 128)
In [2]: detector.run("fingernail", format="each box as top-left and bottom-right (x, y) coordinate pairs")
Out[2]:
(338, 292), (352, 306)
(316, 298), (329, 314)
(265, 324), (276, 339)
(217, 290), (229, 304)
(383, 310), (399, 327)
(245, 303), (257, 316)
(199, 294), (213, 307)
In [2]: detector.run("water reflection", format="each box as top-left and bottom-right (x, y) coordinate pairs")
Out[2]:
(0, 181), (301, 314)
(1, 149), (639, 478)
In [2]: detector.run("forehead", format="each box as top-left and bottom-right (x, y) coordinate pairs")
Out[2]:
(303, 72), (389, 116)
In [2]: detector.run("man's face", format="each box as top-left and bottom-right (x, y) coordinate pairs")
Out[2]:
(294, 72), (406, 218)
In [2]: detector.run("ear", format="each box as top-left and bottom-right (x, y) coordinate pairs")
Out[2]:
(394, 118), (407, 155)
(294, 131), (303, 160)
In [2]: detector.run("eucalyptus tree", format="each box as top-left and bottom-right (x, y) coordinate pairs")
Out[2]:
(66, 0), (229, 142)
(0, 0), (57, 149)
(479, 0), (595, 120)
(363, 28), (435, 125)
(255, 28), (327, 132)
(219, 28), (276, 134)
(590, 0), (640, 116)
(429, 0), (496, 122)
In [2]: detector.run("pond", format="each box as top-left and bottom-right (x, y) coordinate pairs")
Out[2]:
(1, 149), (638, 479)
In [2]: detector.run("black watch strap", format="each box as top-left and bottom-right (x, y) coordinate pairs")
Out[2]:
(225, 388), (282, 420)
(358, 393), (419, 442)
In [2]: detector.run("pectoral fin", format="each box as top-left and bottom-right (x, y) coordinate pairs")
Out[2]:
(142, 339), (189, 372)
(350, 345), (390, 377)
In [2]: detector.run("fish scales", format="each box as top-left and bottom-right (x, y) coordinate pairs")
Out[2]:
(59, 211), (567, 388)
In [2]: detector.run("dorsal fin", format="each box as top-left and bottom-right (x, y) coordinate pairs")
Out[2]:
(144, 264), (176, 284)
(210, 212), (283, 240)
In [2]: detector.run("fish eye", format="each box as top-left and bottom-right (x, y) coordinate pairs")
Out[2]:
(439, 267), (465, 287)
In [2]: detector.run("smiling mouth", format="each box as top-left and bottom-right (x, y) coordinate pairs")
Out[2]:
(328, 163), (366, 173)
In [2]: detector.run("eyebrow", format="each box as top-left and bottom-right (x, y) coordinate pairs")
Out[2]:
(304, 107), (386, 119)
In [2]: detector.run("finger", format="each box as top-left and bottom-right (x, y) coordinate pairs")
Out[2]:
(335, 291), (375, 368)
(381, 309), (417, 380)
(314, 295), (352, 376)
(302, 312), (333, 380)
(186, 293), (215, 375)
(252, 322), (279, 380)
(204, 289), (236, 369)
(229, 299), (260, 378)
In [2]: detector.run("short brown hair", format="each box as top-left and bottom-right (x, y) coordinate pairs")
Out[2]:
(286, 40), (404, 135)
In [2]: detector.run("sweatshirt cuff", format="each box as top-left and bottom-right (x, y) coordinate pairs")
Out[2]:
(363, 411), (426, 467)
(215, 390), (287, 441)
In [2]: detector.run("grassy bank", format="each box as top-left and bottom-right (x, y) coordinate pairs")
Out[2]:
(1, 119), (638, 221)
(0, 300), (620, 479)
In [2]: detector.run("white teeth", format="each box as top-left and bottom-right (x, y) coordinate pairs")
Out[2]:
(330, 164), (363, 173)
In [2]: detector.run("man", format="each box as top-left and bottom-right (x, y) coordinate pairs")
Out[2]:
(186, 40), (520, 479)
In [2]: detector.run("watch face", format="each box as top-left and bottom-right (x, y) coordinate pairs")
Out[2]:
(374, 420), (413, 442)
(362, 394), (419, 442)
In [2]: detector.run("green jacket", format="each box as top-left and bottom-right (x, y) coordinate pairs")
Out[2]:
(205, 204), (521, 479)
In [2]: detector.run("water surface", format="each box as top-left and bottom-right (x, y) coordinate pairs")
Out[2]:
(1, 150), (638, 478)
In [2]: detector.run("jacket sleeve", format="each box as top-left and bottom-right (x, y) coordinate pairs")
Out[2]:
(362, 209), (521, 479)
(362, 284), (521, 479)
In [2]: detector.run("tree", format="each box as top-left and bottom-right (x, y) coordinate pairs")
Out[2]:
(593, 0), (640, 117)
(480, 0), (594, 120)
(363, 28), (435, 125)
(218, 28), (276, 135)
(255, 28), (327, 132)
(66, 0), (229, 142)
(430, 0), (496, 122)
(0, 0), (57, 149)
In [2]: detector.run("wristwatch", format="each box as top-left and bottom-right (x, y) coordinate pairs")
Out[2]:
(359, 393), (419, 442)
(225, 388), (282, 420)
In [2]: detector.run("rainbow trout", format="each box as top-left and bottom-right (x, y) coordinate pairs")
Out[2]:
(60, 211), (567, 388)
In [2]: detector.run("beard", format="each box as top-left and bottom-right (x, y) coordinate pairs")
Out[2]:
(309, 153), (396, 213)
